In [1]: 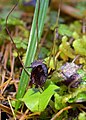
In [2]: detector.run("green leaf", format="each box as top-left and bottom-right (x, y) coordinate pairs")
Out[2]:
(13, 37), (28, 49)
(55, 93), (66, 110)
(59, 36), (75, 59)
(1, 17), (24, 26)
(39, 84), (59, 111)
(67, 86), (86, 103)
(70, 21), (81, 34)
(77, 69), (86, 84)
(21, 84), (59, 112)
(68, 92), (86, 103)
(73, 35), (86, 56)
(39, 47), (49, 58)
(78, 112), (86, 120)
(21, 89), (40, 112)
(76, 92), (86, 102)
(58, 24), (72, 37)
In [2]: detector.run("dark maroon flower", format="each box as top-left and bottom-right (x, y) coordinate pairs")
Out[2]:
(60, 62), (81, 88)
(29, 60), (48, 88)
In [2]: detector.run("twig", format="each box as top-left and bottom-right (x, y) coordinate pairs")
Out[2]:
(0, 103), (23, 119)
(10, 43), (15, 78)
(1, 44), (10, 94)
(7, 96), (16, 120)
(20, 109), (29, 120)
(5, 2), (31, 76)
(51, 106), (73, 120)
(0, 77), (12, 89)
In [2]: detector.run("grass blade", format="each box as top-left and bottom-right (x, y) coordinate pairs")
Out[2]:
(15, 0), (49, 110)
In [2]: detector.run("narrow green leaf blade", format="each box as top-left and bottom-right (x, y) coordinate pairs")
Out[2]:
(15, 0), (49, 110)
